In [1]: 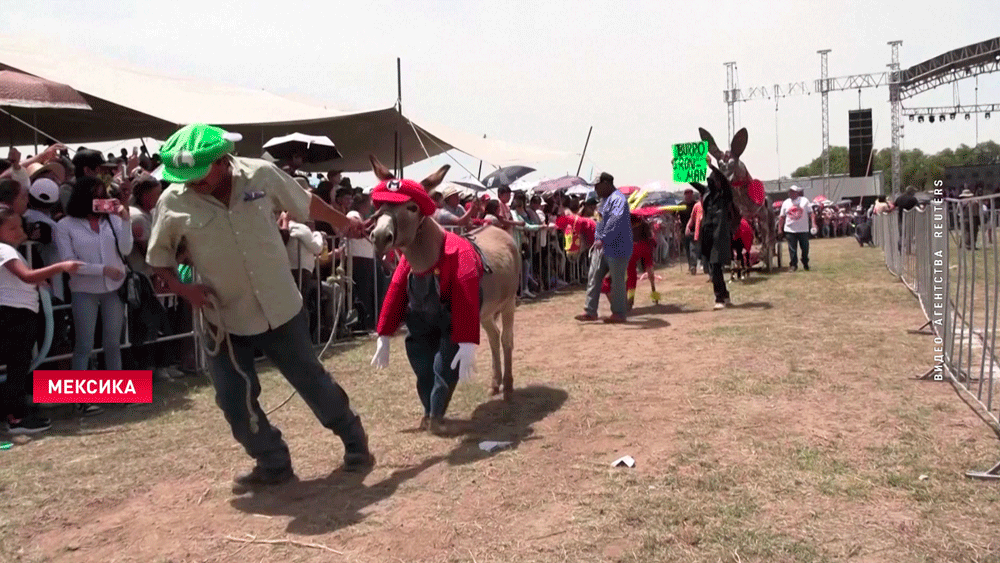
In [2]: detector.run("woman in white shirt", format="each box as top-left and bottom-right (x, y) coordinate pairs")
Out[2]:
(56, 176), (132, 377)
(346, 194), (386, 331)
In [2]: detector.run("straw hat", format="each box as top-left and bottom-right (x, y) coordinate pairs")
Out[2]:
(26, 160), (67, 184)
(958, 188), (975, 198)
(440, 184), (461, 200)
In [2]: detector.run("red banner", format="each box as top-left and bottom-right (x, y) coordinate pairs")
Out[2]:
(33, 371), (153, 403)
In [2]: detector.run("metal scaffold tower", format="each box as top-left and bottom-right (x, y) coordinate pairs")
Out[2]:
(724, 36), (999, 197)
(724, 61), (737, 141)
(888, 40), (903, 194)
(818, 49), (831, 195)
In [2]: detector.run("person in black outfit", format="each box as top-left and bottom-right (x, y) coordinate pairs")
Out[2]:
(690, 166), (735, 310)
(894, 186), (919, 251)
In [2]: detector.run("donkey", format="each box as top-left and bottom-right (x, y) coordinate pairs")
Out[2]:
(367, 156), (521, 416)
(698, 127), (778, 272)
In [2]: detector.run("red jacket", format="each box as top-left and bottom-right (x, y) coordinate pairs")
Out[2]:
(376, 230), (482, 344)
(733, 218), (753, 250)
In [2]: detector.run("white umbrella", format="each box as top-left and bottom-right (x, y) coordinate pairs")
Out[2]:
(566, 185), (591, 196)
(262, 133), (342, 167)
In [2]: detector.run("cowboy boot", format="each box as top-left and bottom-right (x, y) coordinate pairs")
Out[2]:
(337, 416), (375, 472)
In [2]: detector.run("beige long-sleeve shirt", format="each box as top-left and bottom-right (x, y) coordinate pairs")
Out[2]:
(146, 156), (312, 336)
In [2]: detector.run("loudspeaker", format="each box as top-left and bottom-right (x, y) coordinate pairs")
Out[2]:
(849, 109), (874, 177)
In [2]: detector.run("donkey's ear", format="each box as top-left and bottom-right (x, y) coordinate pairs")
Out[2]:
(731, 128), (748, 159)
(689, 182), (707, 195)
(420, 164), (450, 192)
(699, 128), (724, 160)
(370, 155), (395, 181)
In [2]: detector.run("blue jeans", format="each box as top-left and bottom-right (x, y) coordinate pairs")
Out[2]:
(786, 231), (811, 268)
(70, 291), (125, 371)
(403, 271), (470, 419)
(584, 247), (629, 317)
(206, 306), (361, 469)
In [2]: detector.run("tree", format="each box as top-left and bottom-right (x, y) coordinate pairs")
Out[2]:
(791, 146), (849, 178)
(791, 141), (1000, 194)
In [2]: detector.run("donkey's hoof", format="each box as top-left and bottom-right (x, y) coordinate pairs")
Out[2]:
(502, 389), (514, 402)
(418, 416), (430, 431)
(490, 386), (501, 397)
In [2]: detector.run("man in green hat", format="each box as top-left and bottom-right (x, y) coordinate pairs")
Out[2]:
(146, 123), (372, 492)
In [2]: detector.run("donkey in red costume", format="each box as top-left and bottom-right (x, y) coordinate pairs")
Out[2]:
(698, 127), (778, 272)
(367, 156), (520, 433)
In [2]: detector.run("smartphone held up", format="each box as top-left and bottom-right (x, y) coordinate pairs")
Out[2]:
(92, 198), (122, 214)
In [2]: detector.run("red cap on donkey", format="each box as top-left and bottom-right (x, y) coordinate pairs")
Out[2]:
(371, 178), (438, 217)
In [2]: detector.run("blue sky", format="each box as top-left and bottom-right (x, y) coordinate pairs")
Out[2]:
(2, 0), (998, 188)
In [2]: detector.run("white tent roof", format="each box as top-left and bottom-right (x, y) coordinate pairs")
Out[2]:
(0, 35), (572, 173)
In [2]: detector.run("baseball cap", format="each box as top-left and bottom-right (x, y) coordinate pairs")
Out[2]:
(29, 178), (60, 204)
(371, 178), (437, 217)
(593, 172), (614, 185)
(159, 123), (243, 183)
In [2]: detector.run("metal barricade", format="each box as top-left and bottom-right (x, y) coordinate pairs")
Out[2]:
(874, 193), (1000, 479)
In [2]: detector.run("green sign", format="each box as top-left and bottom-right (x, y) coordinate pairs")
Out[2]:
(672, 141), (709, 183)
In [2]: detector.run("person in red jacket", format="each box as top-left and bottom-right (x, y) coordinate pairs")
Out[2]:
(732, 217), (754, 280)
(601, 214), (657, 311)
(370, 178), (484, 428)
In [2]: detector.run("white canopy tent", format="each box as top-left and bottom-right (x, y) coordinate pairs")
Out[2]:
(0, 35), (572, 174)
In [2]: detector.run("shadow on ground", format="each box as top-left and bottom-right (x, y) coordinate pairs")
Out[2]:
(728, 301), (774, 310)
(628, 303), (700, 317)
(228, 385), (569, 535)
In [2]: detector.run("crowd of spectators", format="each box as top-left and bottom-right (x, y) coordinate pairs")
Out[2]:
(0, 143), (688, 437)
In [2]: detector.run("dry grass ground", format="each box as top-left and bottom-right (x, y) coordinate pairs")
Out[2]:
(3, 237), (1000, 563)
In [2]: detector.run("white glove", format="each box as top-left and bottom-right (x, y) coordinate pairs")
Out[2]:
(810, 227), (817, 236)
(371, 336), (390, 369)
(450, 343), (478, 382)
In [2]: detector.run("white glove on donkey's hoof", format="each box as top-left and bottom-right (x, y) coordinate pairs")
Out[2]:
(451, 343), (477, 382)
(372, 336), (390, 369)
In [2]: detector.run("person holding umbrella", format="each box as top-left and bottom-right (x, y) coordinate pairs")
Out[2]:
(146, 124), (372, 492)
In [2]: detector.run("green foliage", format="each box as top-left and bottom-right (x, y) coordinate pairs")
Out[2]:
(791, 141), (1000, 193)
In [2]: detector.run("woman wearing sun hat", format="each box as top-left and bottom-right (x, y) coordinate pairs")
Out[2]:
(146, 123), (372, 492)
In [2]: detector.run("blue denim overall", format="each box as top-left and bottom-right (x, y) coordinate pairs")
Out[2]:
(403, 238), (487, 419)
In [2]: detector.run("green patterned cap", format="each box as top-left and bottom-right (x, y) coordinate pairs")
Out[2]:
(159, 123), (243, 183)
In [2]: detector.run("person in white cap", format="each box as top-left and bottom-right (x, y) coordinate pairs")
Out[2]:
(778, 185), (817, 271)
(24, 178), (66, 301)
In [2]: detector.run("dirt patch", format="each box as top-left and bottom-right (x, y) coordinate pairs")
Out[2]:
(4, 237), (1000, 563)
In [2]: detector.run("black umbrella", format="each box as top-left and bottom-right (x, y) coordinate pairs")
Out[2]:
(454, 181), (488, 192)
(262, 133), (342, 163)
(533, 175), (590, 193)
(481, 165), (535, 189)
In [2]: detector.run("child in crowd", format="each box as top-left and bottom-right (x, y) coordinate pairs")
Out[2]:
(482, 199), (502, 226)
(0, 206), (82, 434)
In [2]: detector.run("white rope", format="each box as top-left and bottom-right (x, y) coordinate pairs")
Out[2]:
(197, 294), (261, 434)
(409, 121), (484, 180)
(191, 258), (353, 428)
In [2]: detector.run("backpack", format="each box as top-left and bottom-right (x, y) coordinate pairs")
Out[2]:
(563, 216), (581, 258)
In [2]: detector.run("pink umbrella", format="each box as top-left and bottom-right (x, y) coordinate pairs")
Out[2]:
(0, 70), (92, 110)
